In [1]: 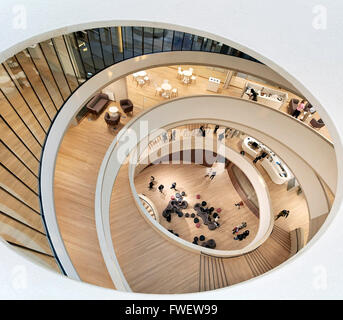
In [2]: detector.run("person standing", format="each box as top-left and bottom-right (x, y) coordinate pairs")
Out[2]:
(292, 100), (306, 118)
(214, 125), (220, 134)
(170, 130), (176, 141)
(162, 132), (168, 143)
(218, 132), (225, 142)
(248, 88), (258, 101)
(170, 182), (177, 191)
(209, 171), (217, 180)
(204, 167), (212, 178)
(199, 125), (206, 137)
(158, 184), (164, 193)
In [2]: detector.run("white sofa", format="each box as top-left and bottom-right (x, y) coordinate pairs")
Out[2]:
(241, 81), (288, 110)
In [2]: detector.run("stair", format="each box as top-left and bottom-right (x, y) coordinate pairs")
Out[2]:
(244, 248), (273, 277)
(271, 225), (291, 252)
(199, 254), (229, 291)
(139, 197), (157, 220)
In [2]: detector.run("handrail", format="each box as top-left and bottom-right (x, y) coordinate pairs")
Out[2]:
(138, 194), (160, 223)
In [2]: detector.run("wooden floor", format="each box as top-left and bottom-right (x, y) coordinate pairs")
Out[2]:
(52, 65), (320, 291)
(134, 164), (259, 251)
(110, 162), (200, 294)
(54, 104), (143, 289)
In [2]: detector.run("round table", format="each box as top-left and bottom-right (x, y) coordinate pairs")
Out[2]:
(136, 71), (147, 77)
(161, 83), (172, 91)
(183, 70), (192, 77)
(109, 106), (119, 117)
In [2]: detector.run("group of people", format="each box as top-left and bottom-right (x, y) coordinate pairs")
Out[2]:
(148, 176), (178, 194)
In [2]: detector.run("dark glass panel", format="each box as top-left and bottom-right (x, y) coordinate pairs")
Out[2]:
(172, 31), (184, 51)
(153, 28), (163, 52)
(111, 27), (124, 62)
(63, 34), (86, 81)
(99, 28), (114, 67)
(133, 27), (143, 57)
(202, 38), (212, 52)
(162, 29), (173, 51)
(122, 27), (133, 59)
(192, 36), (203, 51)
(143, 27), (153, 54)
(74, 31), (96, 77)
(87, 29), (105, 71)
(182, 33), (193, 51)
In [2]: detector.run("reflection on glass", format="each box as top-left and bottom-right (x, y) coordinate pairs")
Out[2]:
(40, 39), (71, 99)
(172, 31), (184, 51)
(52, 36), (79, 91)
(74, 31), (96, 77)
(153, 28), (163, 53)
(15, 50), (57, 118)
(163, 29), (173, 51)
(4, 57), (50, 131)
(87, 29), (105, 71)
(111, 27), (124, 62)
(122, 27), (133, 59)
(63, 34), (86, 81)
(192, 36), (203, 51)
(182, 33), (193, 51)
(133, 27), (143, 57)
(143, 27), (153, 54)
(99, 28), (114, 67)
(27, 45), (64, 108)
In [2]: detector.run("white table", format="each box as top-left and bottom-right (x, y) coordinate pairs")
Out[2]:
(242, 137), (293, 184)
(136, 71), (147, 77)
(109, 106), (119, 117)
(161, 83), (172, 91)
(183, 70), (192, 77)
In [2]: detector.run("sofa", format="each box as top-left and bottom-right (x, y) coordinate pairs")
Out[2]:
(119, 99), (134, 114)
(310, 118), (325, 129)
(86, 93), (109, 115)
(104, 112), (121, 127)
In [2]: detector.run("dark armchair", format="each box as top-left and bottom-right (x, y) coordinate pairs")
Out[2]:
(287, 98), (299, 115)
(309, 118), (325, 129)
(119, 99), (134, 115)
(104, 112), (121, 127)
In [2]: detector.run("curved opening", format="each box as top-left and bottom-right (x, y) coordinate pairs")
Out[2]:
(0, 22), (338, 296)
